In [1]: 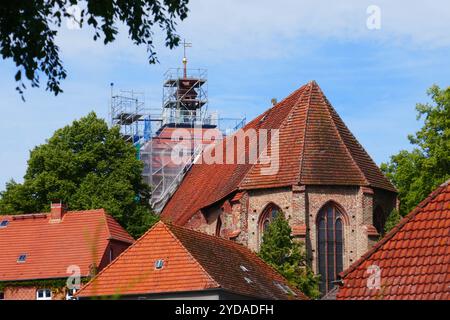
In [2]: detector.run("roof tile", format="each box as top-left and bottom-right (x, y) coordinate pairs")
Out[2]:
(76, 222), (307, 300)
(0, 209), (134, 281)
(337, 180), (450, 300)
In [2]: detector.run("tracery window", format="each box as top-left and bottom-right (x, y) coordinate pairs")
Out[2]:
(258, 203), (281, 244)
(317, 203), (345, 294)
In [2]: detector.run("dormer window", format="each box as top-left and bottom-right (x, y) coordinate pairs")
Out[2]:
(0, 220), (8, 228)
(17, 254), (27, 263)
(244, 277), (253, 284)
(240, 265), (249, 272)
(155, 259), (164, 270)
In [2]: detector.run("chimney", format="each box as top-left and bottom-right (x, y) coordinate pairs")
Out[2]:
(271, 98), (278, 106)
(50, 200), (66, 222)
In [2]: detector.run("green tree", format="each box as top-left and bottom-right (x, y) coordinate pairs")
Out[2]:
(381, 85), (450, 216)
(0, 112), (158, 238)
(258, 212), (320, 299)
(0, 1), (189, 98)
(383, 209), (402, 235)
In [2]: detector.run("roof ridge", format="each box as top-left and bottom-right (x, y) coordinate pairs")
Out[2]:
(239, 83), (311, 188)
(162, 223), (220, 288)
(297, 81), (315, 185)
(102, 211), (134, 244)
(339, 182), (448, 279)
(314, 82), (369, 186)
(76, 221), (164, 297)
(99, 209), (113, 241)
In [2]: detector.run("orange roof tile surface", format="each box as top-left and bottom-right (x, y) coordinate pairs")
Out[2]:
(76, 221), (307, 299)
(337, 180), (450, 300)
(162, 81), (396, 225)
(0, 209), (134, 282)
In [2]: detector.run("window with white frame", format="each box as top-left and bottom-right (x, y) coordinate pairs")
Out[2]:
(36, 289), (52, 300)
(66, 288), (78, 300)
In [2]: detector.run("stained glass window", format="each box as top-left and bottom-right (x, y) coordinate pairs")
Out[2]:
(317, 203), (345, 294)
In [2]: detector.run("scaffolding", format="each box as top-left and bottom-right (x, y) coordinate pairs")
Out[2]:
(162, 68), (209, 126)
(110, 64), (246, 213)
(109, 88), (162, 150)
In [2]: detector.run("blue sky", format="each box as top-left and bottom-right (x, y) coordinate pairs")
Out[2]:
(0, 0), (449, 190)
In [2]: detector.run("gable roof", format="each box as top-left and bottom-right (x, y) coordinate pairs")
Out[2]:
(0, 209), (134, 282)
(162, 81), (396, 225)
(76, 221), (307, 300)
(337, 180), (450, 300)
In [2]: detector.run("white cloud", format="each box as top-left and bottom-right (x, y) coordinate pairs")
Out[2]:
(176, 0), (450, 61)
(52, 1), (450, 66)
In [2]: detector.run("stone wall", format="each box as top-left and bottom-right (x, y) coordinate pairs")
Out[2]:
(185, 184), (397, 278)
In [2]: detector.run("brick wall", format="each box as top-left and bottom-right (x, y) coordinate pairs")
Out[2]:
(1, 239), (132, 300)
(98, 240), (133, 270)
(246, 187), (292, 251)
(2, 286), (66, 300)
(305, 185), (361, 271)
(185, 183), (397, 280)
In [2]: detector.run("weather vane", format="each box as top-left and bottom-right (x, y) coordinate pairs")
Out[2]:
(182, 39), (192, 78)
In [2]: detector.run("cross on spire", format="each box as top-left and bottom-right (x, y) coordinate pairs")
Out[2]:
(182, 39), (192, 78)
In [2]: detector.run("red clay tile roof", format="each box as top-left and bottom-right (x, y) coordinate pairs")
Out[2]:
(76, 221), (307, 299)
(0, 209), (134, 282)
(162, 81), (396, 225)
(337, 180), (450, 300)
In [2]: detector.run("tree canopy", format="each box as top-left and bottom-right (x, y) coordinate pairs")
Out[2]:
(381, 85), (450, 216)
(0, 1), (189, 98)
(258, 212), (320, 299)
(0, 112), (158, 238)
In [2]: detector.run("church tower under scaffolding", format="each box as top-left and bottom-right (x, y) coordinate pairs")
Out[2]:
(110, 42), (246, 212)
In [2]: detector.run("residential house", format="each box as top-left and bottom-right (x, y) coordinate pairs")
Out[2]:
(0, 202), (134, 300)
(76, 221), (307, 300)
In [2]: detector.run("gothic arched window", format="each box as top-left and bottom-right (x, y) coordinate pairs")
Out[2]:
(317, 203), (345, 294)
(258, 203), (281, 244)
(373, 206), (385, 235)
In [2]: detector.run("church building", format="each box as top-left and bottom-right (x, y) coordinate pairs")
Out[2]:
(161, 80), (398, 294)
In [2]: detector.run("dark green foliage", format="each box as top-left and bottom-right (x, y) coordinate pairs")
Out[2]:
(258, 212), (320, 299)
(381, 85), (450, 216)
(0, 277), (89, 291)
(0, 1), (189, 99)
(0, 112), (158, 238)
(383, 209), (402, 235)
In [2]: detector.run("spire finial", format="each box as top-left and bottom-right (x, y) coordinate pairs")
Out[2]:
(182, 39), (192, 78)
